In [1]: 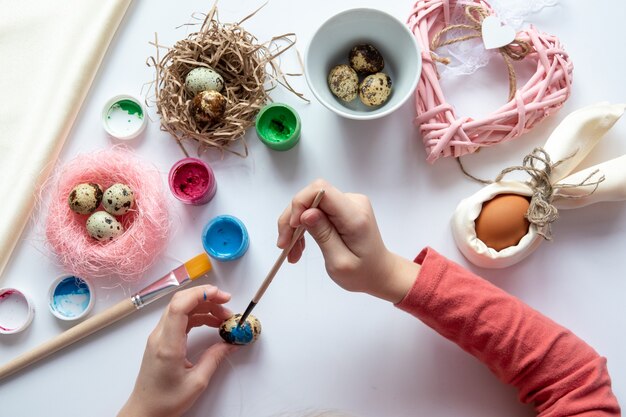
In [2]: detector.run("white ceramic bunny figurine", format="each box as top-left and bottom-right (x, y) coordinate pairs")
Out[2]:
(452, 102), (626, 268)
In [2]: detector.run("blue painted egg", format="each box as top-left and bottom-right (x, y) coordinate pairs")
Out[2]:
(219, 314), (261, 345)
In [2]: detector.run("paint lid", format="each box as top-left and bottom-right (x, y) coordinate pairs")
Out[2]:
(255, 103), (301, 151)
(168, 157), (218, 205)
(102, 94), (148, 140)
(0, 288), (35, 335)
(48, 275), (95, 321)
(202, 215), (250, 261)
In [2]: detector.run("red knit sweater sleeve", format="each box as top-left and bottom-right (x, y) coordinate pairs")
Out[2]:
(396, 247), (620, 416)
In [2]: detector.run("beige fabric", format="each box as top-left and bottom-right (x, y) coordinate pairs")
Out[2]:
(0, 0), (131, 280)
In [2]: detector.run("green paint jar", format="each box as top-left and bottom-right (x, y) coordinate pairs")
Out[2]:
(255, 103), (301, 151)
(102, 95), (147, 140)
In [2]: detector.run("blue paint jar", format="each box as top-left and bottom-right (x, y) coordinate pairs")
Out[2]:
(202, 215), (250, 261)
(48, 275), (94, 321)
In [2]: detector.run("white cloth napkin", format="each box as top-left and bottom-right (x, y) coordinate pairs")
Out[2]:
(0, 0), (131, 280)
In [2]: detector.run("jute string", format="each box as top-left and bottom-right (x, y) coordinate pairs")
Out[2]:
(458, 148), (606, 240)
(430, 5), (532, 101)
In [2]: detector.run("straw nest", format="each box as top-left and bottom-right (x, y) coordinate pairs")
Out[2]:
(149, 4), (306, 157)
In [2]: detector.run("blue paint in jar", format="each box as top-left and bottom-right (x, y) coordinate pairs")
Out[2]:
(202, 215), (249, 261)
(50, 276), (92, 320)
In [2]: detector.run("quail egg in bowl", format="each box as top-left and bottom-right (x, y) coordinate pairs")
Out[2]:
(305, 8), (421, 120)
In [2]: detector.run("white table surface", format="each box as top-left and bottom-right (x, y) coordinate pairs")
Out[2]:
(1, 1), (625, 416)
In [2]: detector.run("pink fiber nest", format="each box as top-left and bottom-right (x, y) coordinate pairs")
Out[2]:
(45, 147), (170, 282)
(409, 0), (573, 163)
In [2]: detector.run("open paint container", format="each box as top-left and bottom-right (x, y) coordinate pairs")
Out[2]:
(168, 157), (218, 205)
(48, 275), (95, 321)
(102, 94), (147, 140)
(202, 215), (250, 261)
(255, 103), (301, 151)
(0, 288), (35, 335)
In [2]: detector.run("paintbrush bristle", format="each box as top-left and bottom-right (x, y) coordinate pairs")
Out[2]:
(184, 253), (212, 280)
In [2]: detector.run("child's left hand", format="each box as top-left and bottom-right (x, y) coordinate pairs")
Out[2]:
(118, 285), (237, 417)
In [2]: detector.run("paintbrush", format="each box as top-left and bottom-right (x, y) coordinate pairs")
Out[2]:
(238, 189), (325, 327)
(0, 253), (212, 381)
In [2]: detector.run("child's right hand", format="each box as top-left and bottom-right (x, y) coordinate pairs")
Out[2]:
(277, 179), (420, 303)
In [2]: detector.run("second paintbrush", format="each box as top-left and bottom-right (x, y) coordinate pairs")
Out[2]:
(237, 189), (325, 327)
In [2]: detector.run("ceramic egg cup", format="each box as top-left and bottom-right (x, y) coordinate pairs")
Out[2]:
(305, 8), (421, 120)
(452, 102), (626, 268)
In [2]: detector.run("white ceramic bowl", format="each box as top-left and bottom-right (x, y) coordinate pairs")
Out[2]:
(305, 8), (421, 120)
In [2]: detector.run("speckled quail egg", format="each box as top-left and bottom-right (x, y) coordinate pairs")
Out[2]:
(219, 314), (261, 345)
(359, 72), (392, 107)
(191, 90), (227, 124)
(102, 183), (134, 216)
(328, 64), (359, 102)
(185, 67), (224, 95)
(86, 211), (124, 242)
(349, 44), (384, 74)
(68, 183), (103, 215)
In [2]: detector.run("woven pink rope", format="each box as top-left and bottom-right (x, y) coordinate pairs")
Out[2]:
(408, 0), (573, 163)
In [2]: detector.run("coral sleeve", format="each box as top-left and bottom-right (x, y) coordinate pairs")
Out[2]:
(396, 247), (620, 416)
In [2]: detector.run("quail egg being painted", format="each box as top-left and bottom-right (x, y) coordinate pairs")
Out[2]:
(68, 183), (103, 215)
(349, 44), (384, 74)
(191, 90), (227, 124)
(185, 67), (225, 95)
(102, 183), (134, 216)
(359, 72), (392, 107)
(328, 64), (359, 102)
(219, 314), (261, 345)
(86, 211), (124, 242)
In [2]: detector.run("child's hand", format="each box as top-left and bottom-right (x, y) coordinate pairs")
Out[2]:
(118, 285), (237, 417)
(278, 179), (419, 303)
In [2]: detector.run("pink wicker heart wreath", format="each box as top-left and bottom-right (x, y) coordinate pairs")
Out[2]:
(408, 0), (573, 163)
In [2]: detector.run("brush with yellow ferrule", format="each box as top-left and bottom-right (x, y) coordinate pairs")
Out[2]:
(0, 253), (212, 382)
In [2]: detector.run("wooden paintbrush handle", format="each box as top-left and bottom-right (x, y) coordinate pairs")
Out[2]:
(0, 298), (136, 381)
(252, 189), (325, 303)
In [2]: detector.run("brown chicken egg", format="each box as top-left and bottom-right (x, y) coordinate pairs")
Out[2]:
(475, 194), (531, 251)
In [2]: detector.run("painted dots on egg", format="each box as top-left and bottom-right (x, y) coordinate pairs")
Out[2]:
(68, 183), (103, 215)
(102, 183), (134, 216)
(219, 314), (261, 345)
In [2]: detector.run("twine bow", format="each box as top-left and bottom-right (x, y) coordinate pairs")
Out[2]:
(430, 5), (532, 101)
(459, 148), (606, 240)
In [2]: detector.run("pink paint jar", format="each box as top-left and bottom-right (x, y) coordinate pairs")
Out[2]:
(168, 157), (217, 205)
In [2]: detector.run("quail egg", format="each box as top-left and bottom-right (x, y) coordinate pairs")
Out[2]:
(349, 44), (384, 74)
(185, 67), (224, 95)
(328, 64), (359, 102)
(191, 90), (227, 124)
(219, 314), (261, 345)
(86, 211), (124, 242)
(68, 183), (103, 215)
(102, 183), (134, 216)
(359, 72), (392, 107)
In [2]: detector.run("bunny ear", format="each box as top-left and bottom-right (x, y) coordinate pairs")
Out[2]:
(543, 102), (625, 183)
(553, 154), (626, 209)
